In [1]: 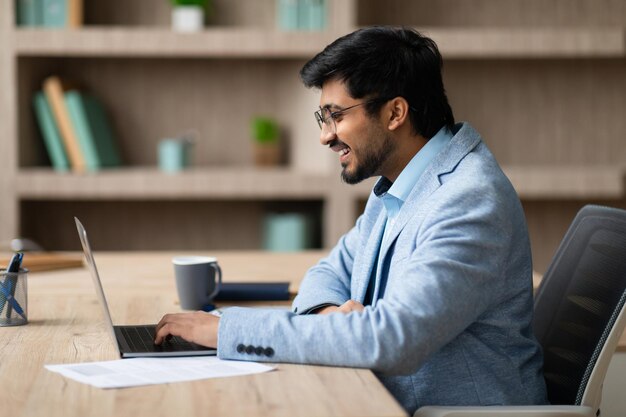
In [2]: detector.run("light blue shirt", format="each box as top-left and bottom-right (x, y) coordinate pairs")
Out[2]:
(374, 126), (454, 246)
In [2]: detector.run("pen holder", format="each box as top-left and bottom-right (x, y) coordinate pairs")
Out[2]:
(0, 268), (28, 326)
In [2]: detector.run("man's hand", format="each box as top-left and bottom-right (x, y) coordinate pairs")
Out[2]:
(154, 311), (219, 348)
(317, 299), (365, 315)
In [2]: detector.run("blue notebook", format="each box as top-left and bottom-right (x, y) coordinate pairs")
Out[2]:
(213, 282), (291, 302)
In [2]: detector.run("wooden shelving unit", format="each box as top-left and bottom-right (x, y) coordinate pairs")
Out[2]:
(424, 27), (625, 58)
(14, 27), (625, 58)
(2, 0), (626, 271)
(15, 168), (330, 199)
(14, 27), (347, 58)
(504, 166), (626, 199)
(351, 166), (626, 200)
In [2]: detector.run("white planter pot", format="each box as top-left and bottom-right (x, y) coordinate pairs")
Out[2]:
(171, 6), (204, 32)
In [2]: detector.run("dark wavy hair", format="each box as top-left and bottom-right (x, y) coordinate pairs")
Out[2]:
(300, 26), (454, 139)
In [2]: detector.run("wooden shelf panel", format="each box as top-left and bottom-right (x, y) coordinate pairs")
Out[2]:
(350, 166), (625, 200)
(14, 27), (343, 58)
(415, 28), (625, 58)
(14, 27), (626, 59)
(505, 165), (625, 199)
(16, 167), (330, 199)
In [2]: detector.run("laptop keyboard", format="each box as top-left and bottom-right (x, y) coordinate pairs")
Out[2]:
(120, 325), (204, 352)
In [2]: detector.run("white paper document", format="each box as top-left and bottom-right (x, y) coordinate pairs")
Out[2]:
(45, 357), (275, 389)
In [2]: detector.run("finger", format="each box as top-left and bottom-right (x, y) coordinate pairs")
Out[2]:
(339, 300), (356, 312)
(156, 313), (188, 334)
(337, 304), (352, 314)
(155, 313), (195, 344)
(154, 323), (166, 345)
(155, 313), (174, 334)
(351, 301), (365, 312)
(338, 300), (364, 313)
(155, 322), (182, 345)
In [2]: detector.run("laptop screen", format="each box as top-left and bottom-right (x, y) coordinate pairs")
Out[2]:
(75, 217), (118, 345)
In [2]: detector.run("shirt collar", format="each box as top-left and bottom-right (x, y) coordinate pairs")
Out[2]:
(373, 125), (453, 208)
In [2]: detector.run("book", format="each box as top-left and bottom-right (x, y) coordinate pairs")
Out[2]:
(68, 0), (83, 28)
(213, 282), (291, 302)
(42, 0), (66, 27)
(41, 0), (82, 28)
(65, 91), (121, 171)
(301, 0), (326, 31)
(298, 0), (327, 31)
(276, 0), (299, 31)
(43, 76), (86, 172)
(16, 0), (42, 26)
(32, 91), (70, 172)
(277, 0), (327, 31)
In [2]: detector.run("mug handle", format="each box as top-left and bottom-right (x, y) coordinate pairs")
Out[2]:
(207, 262), (222, 301)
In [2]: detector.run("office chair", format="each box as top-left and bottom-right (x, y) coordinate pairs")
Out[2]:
(415, 205), (626, 417)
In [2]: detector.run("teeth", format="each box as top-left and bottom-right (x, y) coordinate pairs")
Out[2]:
(340, 148), (349, 156)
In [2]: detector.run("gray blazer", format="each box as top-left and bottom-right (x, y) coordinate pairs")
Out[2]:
(217, 122), (547, 414)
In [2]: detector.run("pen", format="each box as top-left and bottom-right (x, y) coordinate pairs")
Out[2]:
(0, 279), (26, 320)
(6, 252), (23, 273)
(0, 252), (21, 314)
(4, 252), (24, 319)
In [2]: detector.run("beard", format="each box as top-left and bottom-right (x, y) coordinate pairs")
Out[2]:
(340, 131), (395, 185)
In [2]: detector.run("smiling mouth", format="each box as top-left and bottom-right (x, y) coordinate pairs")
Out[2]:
(330, 141), (351, 163)
(337, 147), (351, 166)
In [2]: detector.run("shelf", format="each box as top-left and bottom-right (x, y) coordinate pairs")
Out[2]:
(14, 27), (344, 58)
(15, 167), (330, 199)
(417, 27), (625, 58)
(349, 166), (625, 200)
(505, 166), (625, 199)
(14, 27), (625, 59)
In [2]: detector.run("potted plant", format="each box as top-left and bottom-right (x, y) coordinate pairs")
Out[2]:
(170, 0), (211, 32)
(251, 117), (282, 166)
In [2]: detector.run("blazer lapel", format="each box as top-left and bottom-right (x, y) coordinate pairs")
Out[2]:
(377, 170), (440, 266)
(369, 171), (441, 303)
(352, 212), (386, 303)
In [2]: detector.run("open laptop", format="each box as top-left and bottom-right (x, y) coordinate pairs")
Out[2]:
(75, 217), (217, 358)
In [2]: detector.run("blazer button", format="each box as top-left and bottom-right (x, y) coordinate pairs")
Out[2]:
(264, 347), (274, 357)
(254, 346), (264, 355)
(236, 344), (245, 353)
(245, 345), (254, 354)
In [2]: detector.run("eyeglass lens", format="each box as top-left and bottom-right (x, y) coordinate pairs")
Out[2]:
(316, 108), (335, 133)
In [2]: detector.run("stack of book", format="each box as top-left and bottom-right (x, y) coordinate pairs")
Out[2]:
(32, 76), (122, 173)
(277, 0), (327, 31)
(16, 0), (83, 28)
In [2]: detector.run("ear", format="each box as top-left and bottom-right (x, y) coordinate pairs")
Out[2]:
(386, 97), (410, 131)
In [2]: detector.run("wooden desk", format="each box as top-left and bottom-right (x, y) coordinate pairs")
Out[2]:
(0, 251), (407, 417)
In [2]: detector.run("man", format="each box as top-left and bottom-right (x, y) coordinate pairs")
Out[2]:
(155, 27), (547, 414)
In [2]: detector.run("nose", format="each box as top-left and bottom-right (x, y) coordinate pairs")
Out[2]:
(319, 126), (336, 146)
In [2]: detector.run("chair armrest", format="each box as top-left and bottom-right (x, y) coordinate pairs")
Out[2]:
(413, 405), (595, 417)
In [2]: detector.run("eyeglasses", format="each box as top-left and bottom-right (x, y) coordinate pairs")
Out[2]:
(314, 99), (386, 134)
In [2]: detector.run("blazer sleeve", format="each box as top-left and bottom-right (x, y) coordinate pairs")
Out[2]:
(290, 213), (365, 314)
(217, 181), (524, 375)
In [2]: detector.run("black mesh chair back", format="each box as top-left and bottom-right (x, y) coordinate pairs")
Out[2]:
(533, 205), (626, 407)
